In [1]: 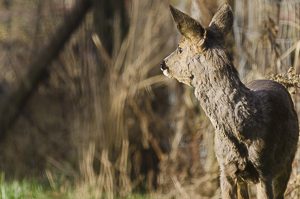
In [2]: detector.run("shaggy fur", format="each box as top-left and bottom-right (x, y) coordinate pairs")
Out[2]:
(161, 4), (299, 199)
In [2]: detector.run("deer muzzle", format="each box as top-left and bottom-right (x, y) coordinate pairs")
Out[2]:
(160, 61), (171, 78)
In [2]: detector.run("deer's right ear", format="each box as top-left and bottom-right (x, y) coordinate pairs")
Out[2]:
(170, 5), (205, 41)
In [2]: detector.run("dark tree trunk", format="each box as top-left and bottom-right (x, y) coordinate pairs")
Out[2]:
(0, 0), (92, 138)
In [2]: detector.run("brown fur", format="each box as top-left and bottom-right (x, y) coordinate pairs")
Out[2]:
(161, 4), (299, 199)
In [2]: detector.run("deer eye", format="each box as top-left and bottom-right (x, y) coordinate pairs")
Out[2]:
(178, 47), (183, 54)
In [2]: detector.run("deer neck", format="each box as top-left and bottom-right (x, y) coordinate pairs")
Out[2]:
(191, 50), (256, 136)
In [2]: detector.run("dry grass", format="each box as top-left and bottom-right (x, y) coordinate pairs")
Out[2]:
(270, 67), (300, 94)
(70, 1), (176, 198)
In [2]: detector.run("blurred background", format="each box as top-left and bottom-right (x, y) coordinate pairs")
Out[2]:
(0, 0), (299, 198)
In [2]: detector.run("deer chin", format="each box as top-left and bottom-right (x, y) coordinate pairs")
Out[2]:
(162, 70), (192, 86)
(177, 77), (192, 86)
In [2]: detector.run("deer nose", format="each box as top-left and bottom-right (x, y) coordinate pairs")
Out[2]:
(160, 61), (168, 71)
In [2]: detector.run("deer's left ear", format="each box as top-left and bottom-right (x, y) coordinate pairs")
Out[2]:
(209, 3), (233, 36)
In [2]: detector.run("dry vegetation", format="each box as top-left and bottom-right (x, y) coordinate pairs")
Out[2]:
(0, 0), (299, 198)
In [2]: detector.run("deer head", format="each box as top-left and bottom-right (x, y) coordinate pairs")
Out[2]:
(161, 4), (233, 86)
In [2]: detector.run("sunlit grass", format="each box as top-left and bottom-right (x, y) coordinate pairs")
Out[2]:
(0, 174), (69, 199)
(0, 181), (47, 199)
(0, 174), (151, 199)
(124, 195), (151, 199)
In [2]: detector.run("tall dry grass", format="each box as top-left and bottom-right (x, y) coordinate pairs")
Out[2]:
(68, 1), (176, 198)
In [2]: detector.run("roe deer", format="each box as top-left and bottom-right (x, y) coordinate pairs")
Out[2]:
(161, 4), (299, 199)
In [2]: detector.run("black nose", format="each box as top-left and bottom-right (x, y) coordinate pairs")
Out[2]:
(160, 61), (168, 71)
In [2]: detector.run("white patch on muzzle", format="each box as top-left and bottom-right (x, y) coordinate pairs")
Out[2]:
(163, 70), (171, 78)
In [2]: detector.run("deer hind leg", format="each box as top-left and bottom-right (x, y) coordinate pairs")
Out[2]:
(237, 179), (249, 199)
(220, 172), (237, 199)
(273, 166), (292, 199)
(256, 178), (274, 199)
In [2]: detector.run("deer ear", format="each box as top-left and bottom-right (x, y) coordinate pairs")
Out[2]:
(209, 3), (233, 35)
(170, 5), (205, 41)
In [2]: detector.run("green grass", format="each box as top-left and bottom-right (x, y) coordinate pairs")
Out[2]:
(0, 174), (151, 199)
(0, 181), (47, 199)
(0, 174), (69, 199)
(124, 195), (151, 199)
